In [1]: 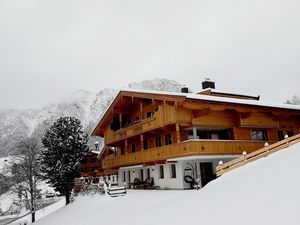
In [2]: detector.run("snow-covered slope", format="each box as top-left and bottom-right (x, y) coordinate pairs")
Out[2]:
(33, 143), (300, 225)
(0, 79), (184, 156)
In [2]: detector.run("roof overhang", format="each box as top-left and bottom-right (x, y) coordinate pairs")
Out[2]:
(90, 88), (300, 138)
(90, 89), (186, 137)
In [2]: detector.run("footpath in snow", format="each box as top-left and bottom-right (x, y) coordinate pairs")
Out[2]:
(31, 142), (300, 225)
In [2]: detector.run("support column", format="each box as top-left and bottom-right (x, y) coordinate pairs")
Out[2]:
(140, 134), (144, 151)
(176, 124), (180, 143)
(125, 139), (128, 155)
(193, 127), (197, 139)
(140, 102), (143, 120)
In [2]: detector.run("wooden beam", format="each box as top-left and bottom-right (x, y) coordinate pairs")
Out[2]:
(176, 123), (180, 143)
(193, 107), (211, 117)
(141, 134), (144, 151)
(125, 139), (128, 155)
(140, 102), (143, 120)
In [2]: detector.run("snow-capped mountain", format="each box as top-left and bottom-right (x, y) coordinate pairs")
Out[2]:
(128, 78), (184, 92)
(0, 79), (185, 156)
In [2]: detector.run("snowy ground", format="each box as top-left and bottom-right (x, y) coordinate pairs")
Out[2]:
(30, 142), (300, 225)
(0, 156), (59, 224)
(10, 198), (65, 225)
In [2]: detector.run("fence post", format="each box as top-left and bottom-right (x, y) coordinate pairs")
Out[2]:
(284, 134), (290, 147)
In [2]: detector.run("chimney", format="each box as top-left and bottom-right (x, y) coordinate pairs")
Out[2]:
(181, 87), (189, 93)
(202, 78), (215, 90)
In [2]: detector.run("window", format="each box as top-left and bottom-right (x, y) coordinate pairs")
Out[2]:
(131, 143), (136, 153)
(123, 171), (126, 182)
(140, 169), (144, 181)
(146, 111), (153, 118)
(147, 168), (150, 179)
(286, 131), (294, 138)
(155, 136), (162, 147)
(277, 130), (284, 141)
(170, 164), (176, 178)
(143, 140), (149, 150)
(251, 130), (268, 141)
(159, 165), (164, 179)
(121, 146), (125, 155)
(128, 171), (131, 183)
(165, 134), (173, 145)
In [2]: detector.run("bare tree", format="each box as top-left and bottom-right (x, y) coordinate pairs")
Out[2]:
(8, 137), (42, 223)
(286, 95), (300, 105)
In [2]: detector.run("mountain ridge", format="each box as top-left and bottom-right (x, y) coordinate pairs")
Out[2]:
(0, 78), (185, 156)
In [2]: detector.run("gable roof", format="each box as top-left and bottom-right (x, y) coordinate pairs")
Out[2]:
(90, 88), (300, 136)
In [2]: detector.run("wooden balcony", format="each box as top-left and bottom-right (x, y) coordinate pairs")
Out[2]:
(105, 104), (176, 144)
(80, 162), (102, 169)
(102, 140), (267, 169)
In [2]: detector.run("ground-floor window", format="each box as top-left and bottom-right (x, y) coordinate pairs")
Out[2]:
(147, 168), (150, 178)
(140, 169), (144, 181)
(159, 165), (164, 179)
(128, 171), (131, 183)
(123, 171), (126, 182)
(170, 164), (176, 178)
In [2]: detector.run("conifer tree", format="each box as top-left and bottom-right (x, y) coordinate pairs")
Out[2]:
(40, 116), (89, 205)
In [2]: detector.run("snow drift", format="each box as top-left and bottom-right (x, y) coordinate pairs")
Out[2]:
(32, 142), (300, 225)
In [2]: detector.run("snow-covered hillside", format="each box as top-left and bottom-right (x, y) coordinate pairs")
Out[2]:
(0, 78), (184, 156)
(31, 143), (300, 225)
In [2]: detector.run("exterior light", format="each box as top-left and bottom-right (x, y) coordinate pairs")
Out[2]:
(218, 161), (223, 165)
(284, 134), (289, 139)
(242, 151), (247, 156)
(94, 141), (99, 151)
(264, 142), (269, 147)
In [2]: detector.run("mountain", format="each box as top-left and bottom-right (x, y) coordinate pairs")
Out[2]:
(0, 78), (185, 156)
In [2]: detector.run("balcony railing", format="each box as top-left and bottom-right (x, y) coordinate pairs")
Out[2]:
(102, 139), (267, 169)
(80, 162), (102, 169)
(104, 104), (177, 145)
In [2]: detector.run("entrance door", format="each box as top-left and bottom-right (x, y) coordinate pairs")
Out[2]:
(200, 162), (215, 187)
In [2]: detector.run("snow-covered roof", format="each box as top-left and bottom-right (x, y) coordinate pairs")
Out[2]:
(119, 88), (300, 111)
(90, 88), (300, 136)
(199, 87), (260, 99)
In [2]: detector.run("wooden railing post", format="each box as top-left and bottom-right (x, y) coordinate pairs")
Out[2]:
(216, 133), (300, 177)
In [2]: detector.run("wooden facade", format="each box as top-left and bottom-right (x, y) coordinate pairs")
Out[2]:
(87, 89), (300, 177)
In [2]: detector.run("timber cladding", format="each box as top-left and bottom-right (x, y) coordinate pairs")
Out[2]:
(87, 89), (300, 172)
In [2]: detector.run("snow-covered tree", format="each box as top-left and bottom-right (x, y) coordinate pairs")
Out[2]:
(40, 116), (89, 205)
(286, 95), (300, 105)
(8, 137), (42, 223)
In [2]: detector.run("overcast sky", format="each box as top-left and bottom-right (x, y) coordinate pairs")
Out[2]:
(0, 0), (300, 109)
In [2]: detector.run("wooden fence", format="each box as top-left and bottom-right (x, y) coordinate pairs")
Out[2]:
(216, 133), (300, 177)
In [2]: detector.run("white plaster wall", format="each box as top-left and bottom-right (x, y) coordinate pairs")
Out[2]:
(180, 157), (237, 188)
(153, 162), (185, 189)
(117, 156), (237, 189)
